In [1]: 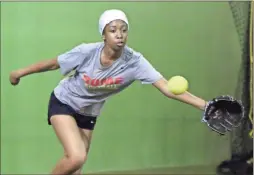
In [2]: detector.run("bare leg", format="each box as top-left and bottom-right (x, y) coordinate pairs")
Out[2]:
(50, 115), (88, 175)
(72, 129), (93, 175)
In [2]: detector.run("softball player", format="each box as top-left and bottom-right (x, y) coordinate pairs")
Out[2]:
(9, 9), (207, 175)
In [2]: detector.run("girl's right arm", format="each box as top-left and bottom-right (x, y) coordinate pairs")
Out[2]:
(9, 58), (59, 85)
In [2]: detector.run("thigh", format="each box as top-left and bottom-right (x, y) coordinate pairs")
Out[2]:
(50, 114), (86, 156)
(79, 128), (94, 153)
(74, 114), (97, 151)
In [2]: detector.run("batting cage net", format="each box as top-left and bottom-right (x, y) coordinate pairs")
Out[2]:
(228, 1), (253, 157)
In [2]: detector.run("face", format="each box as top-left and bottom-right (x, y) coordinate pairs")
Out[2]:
(102, 19), (128, 51)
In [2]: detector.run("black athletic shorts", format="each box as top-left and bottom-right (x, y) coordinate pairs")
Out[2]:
(47, 91), (97, 130)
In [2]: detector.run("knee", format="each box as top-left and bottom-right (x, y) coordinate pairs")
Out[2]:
(66, 152), (87, 168)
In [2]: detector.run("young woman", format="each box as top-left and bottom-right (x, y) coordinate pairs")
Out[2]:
(9, 9), (207, 175)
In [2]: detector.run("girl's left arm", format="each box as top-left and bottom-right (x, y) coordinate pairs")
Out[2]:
(153, 78), (207, 111)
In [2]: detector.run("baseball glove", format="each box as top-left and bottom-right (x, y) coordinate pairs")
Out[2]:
(202, 95), (245, 135)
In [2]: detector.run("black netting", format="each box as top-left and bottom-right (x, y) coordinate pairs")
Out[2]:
(228, 1), (252, 156)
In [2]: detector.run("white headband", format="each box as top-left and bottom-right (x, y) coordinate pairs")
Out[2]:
(99, 9), (129, 35)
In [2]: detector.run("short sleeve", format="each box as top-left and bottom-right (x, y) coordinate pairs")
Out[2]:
(134, 55), (163, 84)
(57, 43), (88, 76)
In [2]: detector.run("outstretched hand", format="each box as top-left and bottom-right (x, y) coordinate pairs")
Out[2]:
(9, 71), (21, 86)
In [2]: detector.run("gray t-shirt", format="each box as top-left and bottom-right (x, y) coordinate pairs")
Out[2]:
(54, 42), (163, 117)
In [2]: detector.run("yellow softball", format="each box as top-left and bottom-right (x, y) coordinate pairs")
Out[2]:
(167, 76), (189, 95)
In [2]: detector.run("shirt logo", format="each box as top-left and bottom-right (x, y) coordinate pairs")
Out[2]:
(82, 74), (123, 90)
